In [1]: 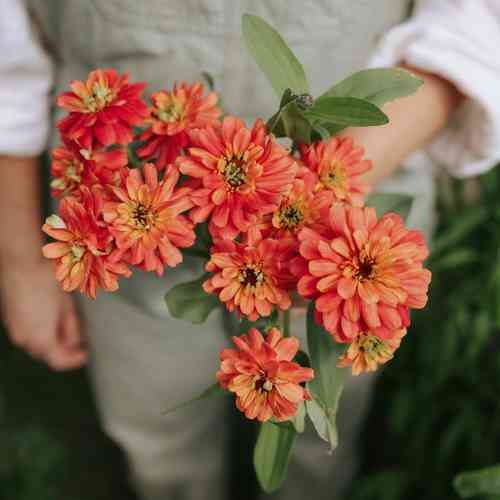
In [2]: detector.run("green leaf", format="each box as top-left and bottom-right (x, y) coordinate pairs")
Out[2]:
(320, 68), (423, 107)
(306, 303), (348, 450)
(454, 464), (500, 498)
(162, 383), (227, 415)
(242, 14), (309, 98)
(165, 274), (219, 324)
(253, 421), (296, 493)
(291, 402), (306, 433)
(367, 192), (414, 221)
(304, 97), (389, 127)
(305, 394), (338, 447)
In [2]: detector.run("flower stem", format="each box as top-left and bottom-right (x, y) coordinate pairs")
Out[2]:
(282, 309), (291, 337)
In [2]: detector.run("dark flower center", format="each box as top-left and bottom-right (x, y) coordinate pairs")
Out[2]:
(278, 204), (304, 230)
(132, 203), (151, 228)
(239, 266), (264, 287)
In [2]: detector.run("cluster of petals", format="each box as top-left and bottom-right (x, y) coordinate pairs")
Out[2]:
(57, 69), (148, 148)
(296, 204), (431, 343)
(299, 136), (372, 208)
(103, 163), (195, 276)
(50, 140), (127, 199)
(217, 327), (314, 422)
(337, 328), (406, 375)
(203, 237), (292, 321)
(138, 81), (221, 168)
(178, 116), (297, 239)
(42, 188), (131, 299)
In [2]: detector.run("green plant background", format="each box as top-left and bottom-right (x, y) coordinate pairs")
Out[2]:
(3, 169), (500, 499)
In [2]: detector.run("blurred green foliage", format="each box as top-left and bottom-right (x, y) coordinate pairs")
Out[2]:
(348, 169), (500, 500)
(0, 329), (137, 500)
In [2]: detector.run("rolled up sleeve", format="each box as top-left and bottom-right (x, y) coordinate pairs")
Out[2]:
(370, 0), (500, 177)
(0, 0), (53, 156)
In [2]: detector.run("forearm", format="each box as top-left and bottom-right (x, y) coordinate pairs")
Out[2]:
(347, 65), (463, 186)
(0, 156), (44, 266)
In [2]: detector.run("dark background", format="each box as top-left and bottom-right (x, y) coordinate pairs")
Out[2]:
(2, 168), (500, 499)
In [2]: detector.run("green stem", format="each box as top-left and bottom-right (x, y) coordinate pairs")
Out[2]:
(282, 309), (290, 337)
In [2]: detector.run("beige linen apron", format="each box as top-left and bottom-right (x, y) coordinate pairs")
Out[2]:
(29, 2), (428, 499)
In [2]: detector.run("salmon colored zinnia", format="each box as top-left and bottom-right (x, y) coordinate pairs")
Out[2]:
(57, 69), (148, 148)
(217, 327), (314, 422)
(138, 81), (221, 168)
(337, 329), (406, 375)
(296, 204), (431, 342)
(50, 141), (128, 198)
(42, 188), (131, 299)
(103, 163), (195, 276)
(299, 136), (372, 208)
(203, 238), (292, 321)
(178, 116), (297, 239)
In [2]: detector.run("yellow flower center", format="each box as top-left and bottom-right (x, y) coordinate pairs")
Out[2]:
(277, 202), (304, 230)
(219, 154), (248, 190)
(84, 83), (115, 112)
(357, 333), (391, 361)
(65, 162), (82, 182)
(239, 265), (264, 288)
(154, 96), (185, 123)
(70, 245), (85, 262)
(320, 160), (347, 191)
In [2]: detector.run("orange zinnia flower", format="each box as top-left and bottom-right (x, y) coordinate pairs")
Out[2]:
(203, 238), (292, 321)
(297, 204), (431, 342)
(217, 327), (314, 422)
(103, 163), (195, 275)
(42, 189), (131, 299)
(299, 136), (372, 208)
(57, 69), (147, 148)
(178, 116), (297, 239)
(50, 141), (127, 198)
(337, 329), (406, 375)
(138, 81), (221, 168)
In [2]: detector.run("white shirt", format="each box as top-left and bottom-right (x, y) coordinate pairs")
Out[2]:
(1, 0), (500, 177)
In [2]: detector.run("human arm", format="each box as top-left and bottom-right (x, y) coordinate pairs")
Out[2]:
(0, 0), (86, 370)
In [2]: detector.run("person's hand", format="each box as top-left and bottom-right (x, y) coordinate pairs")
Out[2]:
(0, 258), (87, 370)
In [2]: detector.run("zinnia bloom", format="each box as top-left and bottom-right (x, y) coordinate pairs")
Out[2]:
(299, 136), (372, 208)
(178, 116), (297, 239)
(138, 81), (221, 168)
(203, 238), (292, 321)
(337, 329), (406, 375)
(103, 163), (195, 275)
(297, 204), (431, 342)
(42, 189), (131, 299)
(50, 141), (127, 198)
(217, 327), (314, 422)
(57, 69), (148, 148)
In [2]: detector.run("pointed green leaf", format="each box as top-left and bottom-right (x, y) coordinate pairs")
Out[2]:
(242, 14), (309, 98)
(368, 192), (414, 221)
(454, 464), (500, 498)
(320, 68), (423, 107)
(253, 421), (296, 493)
(306, 303), (348, 450)
(304, 97), (389, 127)
(291, 402), (306, 433)
(162, 383), (227, 415)
(165, 274), (219, 324)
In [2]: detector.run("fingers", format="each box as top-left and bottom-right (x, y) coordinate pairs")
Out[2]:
(46, 299), (87, 371)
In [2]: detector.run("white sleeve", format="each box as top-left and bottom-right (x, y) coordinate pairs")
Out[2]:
(370, 0), (500, 177)
(0, 0), (53, 156)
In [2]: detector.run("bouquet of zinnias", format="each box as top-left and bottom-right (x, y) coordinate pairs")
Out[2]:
(41, 15), (431, 492)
